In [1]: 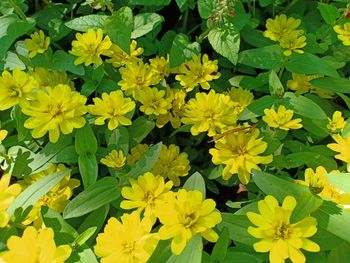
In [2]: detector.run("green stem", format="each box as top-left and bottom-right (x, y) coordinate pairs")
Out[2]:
(196, 27), (211, 43)
(182, 9), (189, 33)
(281, 0), (300, 14)
(8, 0), (27, 20)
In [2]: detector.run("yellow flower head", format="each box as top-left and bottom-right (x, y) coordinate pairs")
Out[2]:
(263, 105), (303, 130)
(327, 111), (346, 132)
(151, 144), (191, 186)
(226, 87), (254, 114)
(101, 150), (126, 169)
(0, 129), (8, 144)
(106, 40), (143, 67)
(121, 172), (173, 220)
(127, 144), (150, 165)
(69, 28), (112, 66)
(209, 129), (273, 184)
(156, 189), (222, 255)
(328, 134), (350, 168)
(0, 173), (21, 228)
(29, 67), (75, 89)
(118, 60), (160, 97)
(135, 87), (172, 116)
(263, 14), (302, 42)
(24, 30), (50, 58)
(181, 89), (237, 136)
(21, 84), (87, 143)
(321, 183), (350, 207)
(88, 90), (135, 130)
(150, 55), (171, 81)
(175, 54), (220, 92)
(0, 68), (37, 111)
(95, 211), (158, 263)
(0, 226), (72, 263)
(333, 22), (350, 46)
(279, 30), (307, 56)
(296, 166), (328, 194)
(247, 195), (320, 263)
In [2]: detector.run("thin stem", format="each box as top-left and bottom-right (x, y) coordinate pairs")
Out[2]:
(8, 0), (27, 20)
(281, 0), (300, 14)
(196, 27), (211, 43)
(182, 9), (189, 33)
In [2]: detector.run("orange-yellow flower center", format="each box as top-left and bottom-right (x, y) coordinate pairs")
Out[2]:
(181, 212), (199, 228)
(122, 241), (136, 255)
(274, 223), (290, 239)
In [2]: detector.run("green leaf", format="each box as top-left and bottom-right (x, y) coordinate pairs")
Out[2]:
(65, 15), (108, 31)
(128, 116), (155, 148)
(311, 228), (343, 251)
(50, 51), (85, 75)
(10, 148), (33, 178)
(108, 126), (129, 154)
(147, 240), (172, 263)
(268, 70), (283, 95)
(238, 45), (284, 69)
(317, 3), (340, 25)
(183, 172), (206, 197)
(131, 13), (164, 39)
(310, 77), (350, 94)
(73, 227), (97, 247)
(63, 177), (120, 219)
(210, 228), (230, 263)
(222, 251), (263, 263)
(75, 124), (98, 155)
(169, 33), (200, 67)
(198, 0), (215, 19)
(167, 234), (202, 263)
(328, 242), (350, 263)
(128, 0), (171, 5)
(239, 95), (275, 120)
(327, 173), (350, 194)
(78, 153), (98, 189)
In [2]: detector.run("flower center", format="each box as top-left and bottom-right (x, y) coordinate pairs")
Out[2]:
(182, 212), (198, 228)
(143, 191), (154, 204)
(47, 103), (63, 118)
(8, 85), (21, 97)
(235, 146), (247, 156)
(275, 224), (290, 239)
(122, 241), (136, 255)
(136, 75), (144, 85)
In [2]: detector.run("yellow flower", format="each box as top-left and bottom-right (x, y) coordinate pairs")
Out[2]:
(135, 87), (172, 116)
(150, 55), (171, 81)
(156, 189), (222, 255)
(106, 40), (143, 67)
(101, 150), (126, 169)
(24, 30), (50, 58)
(328, 134), (350, 169)
(0, 226), (72, 263)
(175, 54), (220, 92)
(118, 60), (160, 97)
(0, 68), (37, 111)
(0, 129), (8, 144)
(262, 105), (303, 130)
(209, 129), (273, 184)
(226, 87), (254, 114)
(21, 84), (87, 143)
(321, 183), (350, 207)
(327, 111), (346, 132)
(127, 144), (150, 165)
(247, 195), (320, 263)
(295, 166), (328, 194)
(278, 30), (307, 56)
(94, 211), (158, 263)
(29, 67), (75, 89)
(333, 22), (350, 46)
(88, 90), (135, 130)
(263, 14), (302, 42)
(0, 173), (21, 228)
(151, 144), (191, 186)
(121, 172), (173, 220)
(181, 90), (237, 136)
(69, 28), (112, 66)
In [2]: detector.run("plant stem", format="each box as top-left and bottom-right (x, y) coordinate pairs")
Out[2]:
(196, 27), (211, 43)
(182, 9), (189, 33)
(281, 0), (300, 14)
(8, 0), (27, 20)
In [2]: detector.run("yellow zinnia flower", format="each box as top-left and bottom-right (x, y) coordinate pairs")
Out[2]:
(247, 195), (320, 263)
(24, 30), (50, 58)
(127, 144), (150, 165)
(88, 90), (135, 130)
(101, 150), (126, 169)
(149, 55), (171, 82)
(209, 129), (273, 184)
(69, 28), (112, 66)
(263, 14), (301, 42)
(94, 211), (158, 263)
(0, 173), (21, 228)
(328, 134), (350, 170)
(0, 129), (8, 144)
(333, 22), (350, 46)
(262, 105), (303, 130)
(327, 111), (346, 132)
(226, 87), (254, 114)
(0, 226), (72, 263)
(135, 87), (172, 116)
(175, 54), (220, 92)
(278, 30), (307, 56)
(0, 68), (37, 111)
(29, 67), (75, 89)
(156, 189), (222, 255)
(151, 144), (191, 186)
(21, 84), (87, 143)
(181, 90), (237, 136)
(106, 40), (143, 67)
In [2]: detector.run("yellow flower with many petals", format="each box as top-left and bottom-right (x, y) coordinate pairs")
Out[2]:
(101, 150), (126, 169)
(24, 30), (50, 58)
(156, 189), (222, 255)
(327, 134), (350, 169)
(181, 90), (237, 136)
(29, 67), (74, 89)
(247, 195), (320, 263)
(95, 211), (158, 263)
(327, 111), (346, 132)
(0, 129), (8, 144)
(88, 90), (135, 130)
(333, 22), (350, 46)
(226, 87), (254, 114)
(0, 173), (21, 228)
(279, 30), (307, 56)
(21, 84), (87, 143)
(135, 87), (172, 116)
(0, 68), (37, 111)
(69, 28), (112, 66)
(0, 226), (71, 263)
(263, 105), (303, 130)
(264, 14), (301, 42)
(127, 144), (150, 164)
(106, 40), (143, 67)
(121, 172), (173, 220)
(151, 144), (191, 186)
(209, 129), (273, 184)
(150, 55), (171, 82)
(175, 54), (220, 92)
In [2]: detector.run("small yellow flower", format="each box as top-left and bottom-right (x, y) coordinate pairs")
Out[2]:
(247, 195), (320, 263)
(327, 134), (350, 169)
(24, 30), (50, 58)
(0, 68), (37, 111)
(135, 87), (172, 116)
(333, 22), (350, 46)
(226, 87), (254, 114)
(151, 144), (191, 186)
(21, 84), (87, 143)
(101, 150), (126, 169)
(29, 67), (75, 89)
(279, 30), (307, 56)
(175, 54), (220, 92)
(156, 189), (222, 255)
(127, 144), (150, 165)
(263, 14), (302, 41)
(327, 111), (346, 132)
(106, 40), (143, 67)
(150, 55), (171, 81)
(209, 129), (273, 184)
(295, 166), (328, 194)
(181, 89), (237, 136)
(0, 129), (8, 144)
(263, 105), (303, 130)
(0, 226), (72, 263)
(321, 183), (350, 207)
(0, 173), (21, 228)
(69, 28), (112, 66)
(95, 211), (158, 263)
(88, 90), (135, 130)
